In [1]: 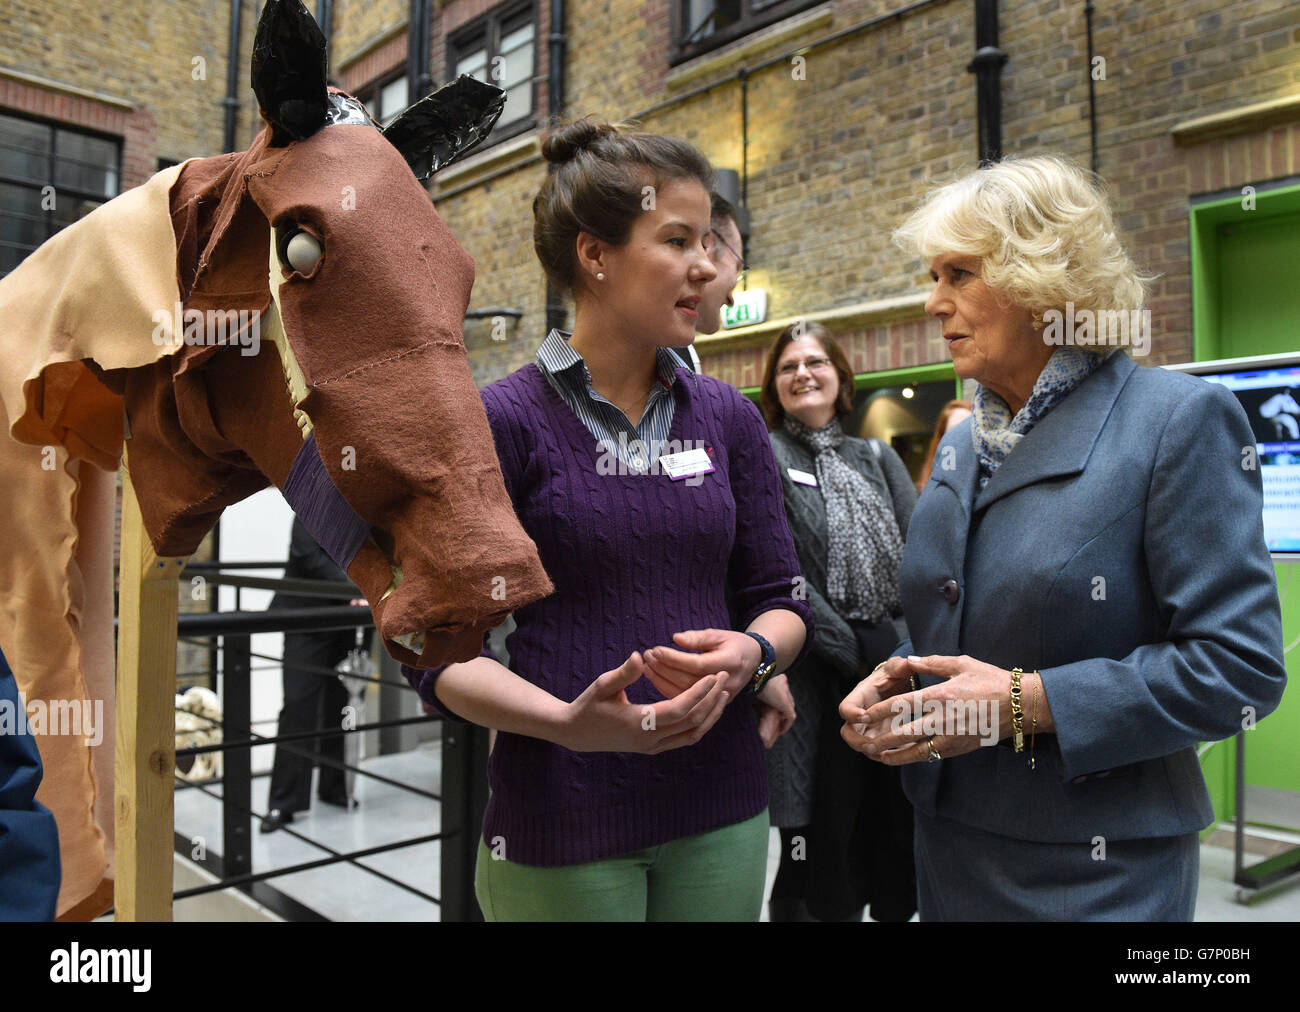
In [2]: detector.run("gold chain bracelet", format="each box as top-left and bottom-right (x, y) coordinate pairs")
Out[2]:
(1009, 667), (1025, 753)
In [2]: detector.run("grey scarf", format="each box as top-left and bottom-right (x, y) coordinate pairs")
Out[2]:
(972, 347), (1104, 490)
(782, 414), (903, 624)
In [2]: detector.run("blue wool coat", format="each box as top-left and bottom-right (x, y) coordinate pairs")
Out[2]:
(898, 351), (1286, 914)
(0, 645), (61, 921)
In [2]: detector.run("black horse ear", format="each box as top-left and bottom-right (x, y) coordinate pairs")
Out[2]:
(382, 76), (507, 180)
(251, 0), (330, 146)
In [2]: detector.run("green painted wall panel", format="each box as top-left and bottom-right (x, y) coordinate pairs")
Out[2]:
(1192, 185), (1300, 828)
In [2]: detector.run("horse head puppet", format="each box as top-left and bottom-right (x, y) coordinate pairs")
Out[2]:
(0, 0), (551, 917)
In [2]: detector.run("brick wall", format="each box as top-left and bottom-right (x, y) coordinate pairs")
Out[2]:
(5, 0), (1297, 390)
(387, 0), (1300, 382)
(332, 0), (408, 73)
(338, 30), (408, 94)
(0, 0), (263, 165)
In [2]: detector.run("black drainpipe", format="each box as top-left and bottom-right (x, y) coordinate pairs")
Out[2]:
(544, 0), (568, 336)
(222, 0), (243, 153)
(318, 0), (334, 53)
(967, 0), (1008, 165)
(739, 66), (749, 227)
(408, 0), (434, 106)
(406, 0), (434, 176)
(1085, 0), (1098, 172)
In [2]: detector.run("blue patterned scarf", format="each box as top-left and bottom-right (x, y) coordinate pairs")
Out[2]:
(972, 347), (1104, 490)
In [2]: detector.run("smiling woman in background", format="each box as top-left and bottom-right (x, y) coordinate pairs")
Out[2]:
(761, 321), (918, 922)
(840, 155), (1286, 921)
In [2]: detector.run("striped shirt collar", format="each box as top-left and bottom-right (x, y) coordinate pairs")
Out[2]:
(536, 329), (688, 390)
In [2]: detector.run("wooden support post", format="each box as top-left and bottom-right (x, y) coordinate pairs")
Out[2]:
(114, 463), (184, 921)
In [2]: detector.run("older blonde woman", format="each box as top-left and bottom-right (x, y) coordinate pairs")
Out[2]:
(840, 155), (1287, 920)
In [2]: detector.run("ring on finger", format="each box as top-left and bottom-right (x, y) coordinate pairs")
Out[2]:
(926, 737), (942, 763)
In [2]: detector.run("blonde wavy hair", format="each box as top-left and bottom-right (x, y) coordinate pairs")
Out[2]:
(892, 155), (1152, 317)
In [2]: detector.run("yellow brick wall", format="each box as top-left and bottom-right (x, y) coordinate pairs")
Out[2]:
(437, 161), (555, 385)
(331, 0), (408, 71)
(5, 0), (1298, 383)
(0, 0), (263, 164)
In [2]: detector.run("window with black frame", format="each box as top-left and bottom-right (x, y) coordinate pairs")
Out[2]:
(0, 112), (120, 277)
(447, 2), (536, 140)
(675, 0), (821, 62)
(355, 73), (410, 127)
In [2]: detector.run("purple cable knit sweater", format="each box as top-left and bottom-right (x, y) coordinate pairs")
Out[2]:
(404, 363), (814, 867)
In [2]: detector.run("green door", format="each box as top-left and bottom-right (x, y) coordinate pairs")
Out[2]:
(1192, 186), (1300, 831)
(1217, 211), (1300, 360)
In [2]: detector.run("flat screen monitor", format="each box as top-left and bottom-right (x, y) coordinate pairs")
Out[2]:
(1165, 353), (1300, 559)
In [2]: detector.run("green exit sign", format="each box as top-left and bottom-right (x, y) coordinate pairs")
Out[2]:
(723, 289), (768, 329)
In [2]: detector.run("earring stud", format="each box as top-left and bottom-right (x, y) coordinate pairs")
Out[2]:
(596, 272), (605, 281)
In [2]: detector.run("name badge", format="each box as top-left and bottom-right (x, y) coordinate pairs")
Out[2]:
(659, 447), (715, 481)
(788, 468), (818, 487)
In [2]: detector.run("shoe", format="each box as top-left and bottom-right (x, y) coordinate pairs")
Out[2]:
(259, 809), (295, 834)
(317, 792), (357, 810)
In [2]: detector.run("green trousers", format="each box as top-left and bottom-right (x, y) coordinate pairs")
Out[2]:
(474, 810), (770, 921)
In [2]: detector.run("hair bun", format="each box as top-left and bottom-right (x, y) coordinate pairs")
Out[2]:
(542, 118), (618, 164)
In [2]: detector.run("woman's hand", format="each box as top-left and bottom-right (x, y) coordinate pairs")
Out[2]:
(558, 651), (731, 754)
(841, 654), (1050, 765)
(839, 656), (916, 752)
(644, 629), (761, 700)
(755, 673), (796, 748)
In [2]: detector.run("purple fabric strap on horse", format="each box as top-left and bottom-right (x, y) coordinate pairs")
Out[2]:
(281, 433), (370, 569)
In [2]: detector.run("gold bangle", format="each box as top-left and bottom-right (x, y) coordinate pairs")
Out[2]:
(1009, 667), (1025, 753)
(1029, 671), (1039, 771)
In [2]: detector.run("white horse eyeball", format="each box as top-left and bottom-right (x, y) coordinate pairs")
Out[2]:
(285, 230), (322, 274)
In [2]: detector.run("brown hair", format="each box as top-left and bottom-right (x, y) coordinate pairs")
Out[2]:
(917, 399), (973, 489)
(710, 192), (740, 232)
(532, 117), (714, 294)
(759, 322), (855, 430)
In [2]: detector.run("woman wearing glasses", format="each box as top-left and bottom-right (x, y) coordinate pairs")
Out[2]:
(759, 321), (918, 921)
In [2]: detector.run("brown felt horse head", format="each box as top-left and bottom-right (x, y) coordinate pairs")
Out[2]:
(2, 0), (551, 672)
(0, 0), (553, 919)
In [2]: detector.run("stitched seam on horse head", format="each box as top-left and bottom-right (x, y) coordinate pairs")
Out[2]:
(310, 339), (463, 387)
(159, 481), (240, 548)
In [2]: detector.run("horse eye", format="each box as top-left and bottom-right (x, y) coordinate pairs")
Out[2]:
(278, 226), (322, 275)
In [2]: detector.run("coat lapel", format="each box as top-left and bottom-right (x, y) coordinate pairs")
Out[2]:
(929, 418), (981, 523)
(973, 351), (1137, 514)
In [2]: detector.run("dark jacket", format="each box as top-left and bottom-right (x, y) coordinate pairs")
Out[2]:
(270, 518), (361, 664)
(766, 427), (917, 826)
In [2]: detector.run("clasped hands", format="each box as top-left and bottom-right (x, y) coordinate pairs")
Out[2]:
(839, 654), (1043, 765)
(561, 628), (794, 755)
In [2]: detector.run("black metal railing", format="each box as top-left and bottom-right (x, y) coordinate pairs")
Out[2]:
(162, 563), (490, 921)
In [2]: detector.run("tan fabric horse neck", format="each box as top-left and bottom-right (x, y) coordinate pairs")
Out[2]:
(0, 0), (550, 918)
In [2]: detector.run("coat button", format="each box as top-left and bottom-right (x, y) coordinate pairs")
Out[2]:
(939, 579), (960, 604)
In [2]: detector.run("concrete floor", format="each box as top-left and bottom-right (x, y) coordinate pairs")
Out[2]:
(171, 742), (1300, 922)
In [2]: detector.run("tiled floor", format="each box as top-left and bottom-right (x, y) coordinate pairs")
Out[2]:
(173, 743), (444, 922)
(173, 743), (1300, 922)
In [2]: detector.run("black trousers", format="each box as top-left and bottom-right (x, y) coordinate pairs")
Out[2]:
(770, 616), (917, 922)
(266, 630), (352, 813)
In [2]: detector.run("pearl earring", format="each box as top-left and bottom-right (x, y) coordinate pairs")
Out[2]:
(596, 272), (605, 281)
